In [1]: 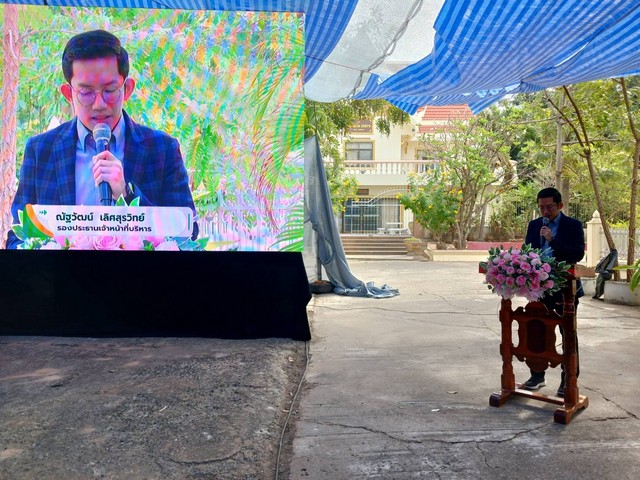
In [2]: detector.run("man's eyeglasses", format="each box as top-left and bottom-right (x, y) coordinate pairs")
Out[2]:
(70, 84), (123, 106)
(538, 204), (557, 212)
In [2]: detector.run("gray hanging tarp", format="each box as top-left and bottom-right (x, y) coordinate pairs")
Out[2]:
(304, 136), (399, 298)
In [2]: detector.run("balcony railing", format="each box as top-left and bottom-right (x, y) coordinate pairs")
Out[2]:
(326, 160), (436, 175)
(327, 160), (517, 187)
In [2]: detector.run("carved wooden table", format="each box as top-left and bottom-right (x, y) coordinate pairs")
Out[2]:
(487, 269), (589, 424)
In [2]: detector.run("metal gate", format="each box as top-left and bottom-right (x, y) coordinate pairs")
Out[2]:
(342, 196), (403, 234)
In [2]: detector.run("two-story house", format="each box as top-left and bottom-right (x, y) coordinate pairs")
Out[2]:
(338, 105), (473, 235)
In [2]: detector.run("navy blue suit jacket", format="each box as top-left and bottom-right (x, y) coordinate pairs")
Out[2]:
(525, 212), (585, 264)
(525, 212), (585, 302)
(6, 111), (197, 249)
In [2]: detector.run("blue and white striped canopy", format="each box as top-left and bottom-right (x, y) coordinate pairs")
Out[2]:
(3, 0), (640, 113)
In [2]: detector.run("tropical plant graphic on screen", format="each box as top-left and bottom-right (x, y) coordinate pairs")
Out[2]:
(1, 6), (304, 252)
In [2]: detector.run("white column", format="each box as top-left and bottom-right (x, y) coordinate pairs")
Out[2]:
(586, 211), (602, 267)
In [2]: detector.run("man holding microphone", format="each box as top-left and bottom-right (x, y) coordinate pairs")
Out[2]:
(522, 187), (585, 397)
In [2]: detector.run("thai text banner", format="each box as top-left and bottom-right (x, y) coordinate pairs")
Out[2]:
(32, 205), (193, 238)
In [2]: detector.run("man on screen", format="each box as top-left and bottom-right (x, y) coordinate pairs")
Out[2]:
(6, 29), (198, 249)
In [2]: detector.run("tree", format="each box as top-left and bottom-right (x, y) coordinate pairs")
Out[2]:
(399, 173), (458, 248)
(495, 80), (640, 275)
(0, 4), (21, 249)
(488, 183), (539, 241)
(324, 163), (358, 216)
(410, 110), (517, 249)
(498, 84), (633, 224)
(615, 77), (640, 274)
(546, 85), (620, 254)
(549, 81), (637, 260)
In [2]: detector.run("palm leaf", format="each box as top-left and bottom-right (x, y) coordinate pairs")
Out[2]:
(270, 205), (303, 252)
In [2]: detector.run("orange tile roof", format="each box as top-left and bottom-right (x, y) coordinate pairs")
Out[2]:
(419, 104), (473, 122)
(415, 104), (473, 133)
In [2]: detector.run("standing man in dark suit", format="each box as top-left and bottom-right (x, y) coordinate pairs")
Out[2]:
(522, 187), (585, 397)
(6, 29), (197, 249)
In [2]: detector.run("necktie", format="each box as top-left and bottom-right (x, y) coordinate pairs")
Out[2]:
(85, 134), (96, 153)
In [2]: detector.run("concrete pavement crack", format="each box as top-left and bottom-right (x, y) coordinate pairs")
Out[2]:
(590, 416), (634, 421)
(582, 386), (640, 420)
(426, 423), (548, 445)
(473, 442), (492, 470)
(479, 315), (501, 337)
(318, 421), (423, 444)
(317, 420), (547, 445)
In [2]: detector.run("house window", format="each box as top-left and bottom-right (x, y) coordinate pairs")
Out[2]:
(346, 142), (373, 161)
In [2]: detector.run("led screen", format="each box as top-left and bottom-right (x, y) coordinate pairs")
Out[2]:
(0, 5), (305, 252)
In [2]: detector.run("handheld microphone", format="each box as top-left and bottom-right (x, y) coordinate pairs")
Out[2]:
(541, 216), (549, 247)
(93, 123), (113, 206)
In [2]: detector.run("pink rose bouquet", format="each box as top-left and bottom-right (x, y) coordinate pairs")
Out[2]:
(480, 244), (570, 302)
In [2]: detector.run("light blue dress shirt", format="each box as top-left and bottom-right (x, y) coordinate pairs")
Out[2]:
(75, 117), (126, 205)
(542, 212), (562, 256)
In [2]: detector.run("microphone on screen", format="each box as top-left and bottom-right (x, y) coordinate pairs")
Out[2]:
(93, 123), (113, 207)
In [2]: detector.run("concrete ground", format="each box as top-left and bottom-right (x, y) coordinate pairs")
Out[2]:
(290, 259), (640, 479)
(1, 259), (639, 479)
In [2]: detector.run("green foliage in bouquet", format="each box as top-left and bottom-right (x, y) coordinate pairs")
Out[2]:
(481, 244), (571, 301)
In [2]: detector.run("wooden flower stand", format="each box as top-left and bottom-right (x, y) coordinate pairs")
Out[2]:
(487, 268), (589, 424)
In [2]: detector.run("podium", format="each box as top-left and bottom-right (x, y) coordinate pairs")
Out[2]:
(486, 267), (588, 424)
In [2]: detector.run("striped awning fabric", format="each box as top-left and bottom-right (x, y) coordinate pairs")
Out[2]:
(3, 0), (639, 113)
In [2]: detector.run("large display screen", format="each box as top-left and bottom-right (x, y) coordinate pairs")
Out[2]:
(0, 5), (305, 252)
